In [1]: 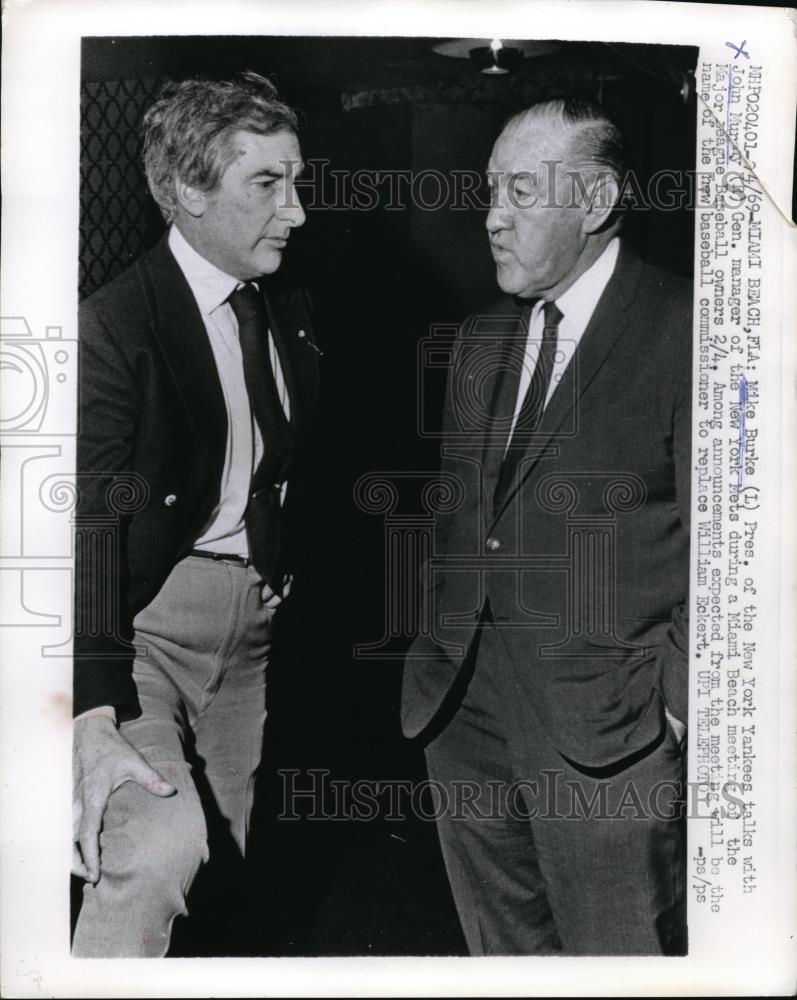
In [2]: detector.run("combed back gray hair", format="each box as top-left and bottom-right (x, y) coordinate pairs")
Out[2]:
(504, 98), (629, 186)
(142, 71), (299, 221)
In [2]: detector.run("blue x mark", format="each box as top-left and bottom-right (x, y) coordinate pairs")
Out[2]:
(726, 39), (750, 59)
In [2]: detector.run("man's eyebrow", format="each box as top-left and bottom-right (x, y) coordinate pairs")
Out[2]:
(248, 167), (282, 180)
(247, 161), (305, 180)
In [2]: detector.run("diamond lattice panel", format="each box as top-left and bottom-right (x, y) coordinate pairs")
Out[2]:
(79, 78), (166, 301)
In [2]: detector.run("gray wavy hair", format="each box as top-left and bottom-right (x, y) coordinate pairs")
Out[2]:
(503, 98), (629, 186)
(142, 71), (299, 222)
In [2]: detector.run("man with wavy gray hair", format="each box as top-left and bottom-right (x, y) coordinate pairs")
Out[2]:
(72, 71), (319, 956)
(403, 98), (690, 954)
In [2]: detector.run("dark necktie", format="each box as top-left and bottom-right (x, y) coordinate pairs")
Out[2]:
(493, 300), (562, 512)
(228, 282), (295, 584)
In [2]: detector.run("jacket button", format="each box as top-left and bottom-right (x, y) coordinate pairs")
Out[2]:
(298, 329), (306, 338)
(164, 494), (177, 507)
(486, 537), (501, 551)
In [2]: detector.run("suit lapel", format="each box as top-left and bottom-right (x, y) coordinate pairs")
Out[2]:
(139, 237), (320, 467)
(479, 301), (531, 492)
(491, 243), (644, 524)
(262, 283), (319, 448)
(138, 235), (227, 471)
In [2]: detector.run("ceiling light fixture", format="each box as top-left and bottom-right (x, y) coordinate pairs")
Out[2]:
(432, 38), (560, 76)
(469, 38), (523, 76)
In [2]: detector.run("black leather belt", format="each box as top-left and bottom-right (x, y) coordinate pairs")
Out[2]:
(188, 549), (252, 567)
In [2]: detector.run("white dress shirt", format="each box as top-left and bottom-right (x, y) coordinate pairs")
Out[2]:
(168, 224), (290, 557)
(505, 237), (620, 449)
(74, 229), (291, 724)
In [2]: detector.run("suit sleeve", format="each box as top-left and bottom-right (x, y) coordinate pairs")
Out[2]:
(73, 300), (142, 720)
(407, 321), (467, 647)
(431, 334), (467, 554)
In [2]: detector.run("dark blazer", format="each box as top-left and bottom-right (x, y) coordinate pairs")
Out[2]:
(74, 234), (319, 720)
(402, 243), (691, 770)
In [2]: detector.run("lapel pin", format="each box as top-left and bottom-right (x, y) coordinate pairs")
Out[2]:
(298, 329), (324, 356)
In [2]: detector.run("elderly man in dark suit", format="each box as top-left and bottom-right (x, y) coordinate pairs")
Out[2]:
(72, 72), (318, 956)
(403, 99), (690, 955)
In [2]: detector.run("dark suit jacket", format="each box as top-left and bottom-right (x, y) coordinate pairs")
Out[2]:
(74, 234), (319, 721)
(402, 243), (691, 770)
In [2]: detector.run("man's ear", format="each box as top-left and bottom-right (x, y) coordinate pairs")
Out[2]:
(175, 179), (208, 219)
(581, 172), (620, 235)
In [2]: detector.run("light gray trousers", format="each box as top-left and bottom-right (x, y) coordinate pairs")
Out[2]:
(72, 554), (273, 957)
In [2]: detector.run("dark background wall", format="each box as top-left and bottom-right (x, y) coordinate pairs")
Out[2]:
(79, 35), (698, 956)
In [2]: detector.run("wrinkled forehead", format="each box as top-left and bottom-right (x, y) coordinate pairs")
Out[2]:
(488, 119), (573, 174)
(225, 128), (304, 176)
(229, 127), (301, 157)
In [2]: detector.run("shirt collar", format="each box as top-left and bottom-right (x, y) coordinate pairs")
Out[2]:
(168, 224), (242, 315)
(546, 236), (620, 334)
